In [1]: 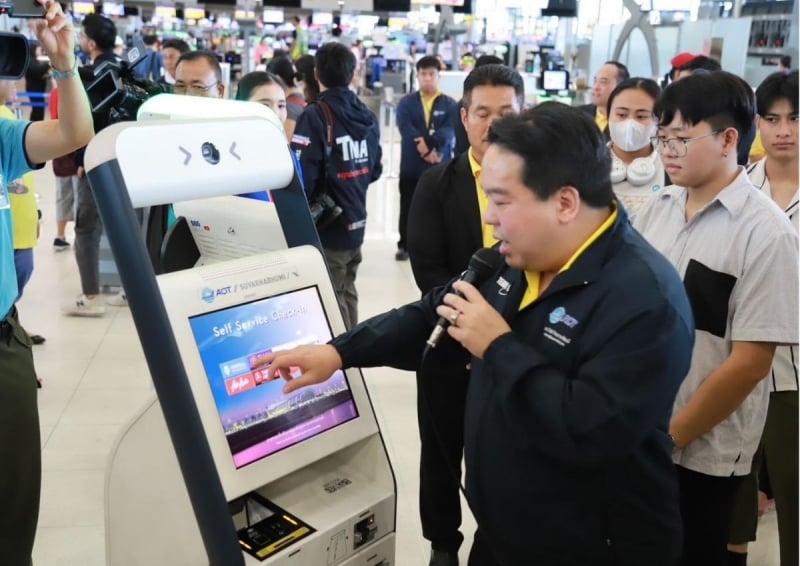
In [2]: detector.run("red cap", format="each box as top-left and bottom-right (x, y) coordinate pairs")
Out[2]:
(671, 52), (697, 69)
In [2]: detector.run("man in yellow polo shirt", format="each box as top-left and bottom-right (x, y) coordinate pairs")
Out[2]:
(258, 103), (695, 566)
(395, 55), (458, 261)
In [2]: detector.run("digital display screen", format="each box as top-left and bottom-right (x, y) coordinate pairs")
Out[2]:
(102, 2), (124, 15)
(410, 0), (464, 5)
(73, 2), (95, 14)
(155, 5), (176, 17)
(542, 69), (569, 91)
(262, 8), (283, 23)
(184, 7), (206, 19)
(311, 12), (332, 25)
(235, 9), (255, 19)
(188, 286), (358, 469)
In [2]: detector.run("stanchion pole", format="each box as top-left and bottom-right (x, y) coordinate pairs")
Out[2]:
(385, 102), (398, 179)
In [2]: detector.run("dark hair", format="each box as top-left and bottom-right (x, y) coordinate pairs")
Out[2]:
(487, 102), (614, 208)
(780, 55), (792, 69)
(82, 14), (117, 51)
(267, 57), (296, 88)
(176, 50), (222, 82)
(756, 70), (798, 116)
(236, 71), (286, 101)
(655, 71), (755, 144)
(313, 42), (355, 89)
(142, 34), (157, 47)
(294, 55), (319, 102)
(416, 55), (442, 72)
(606, 77), (661, 116)
(604, 60), (630, 83)
(678, 55), (721, 74)
(475, 54), (504, 67)
(462, 64), (525, 110)
(291, 16), (301, 24)
(272, 48), (289, 61)
(162, 38), (190, 55)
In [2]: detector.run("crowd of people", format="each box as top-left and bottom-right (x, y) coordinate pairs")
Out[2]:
(0, 6), (797, 566)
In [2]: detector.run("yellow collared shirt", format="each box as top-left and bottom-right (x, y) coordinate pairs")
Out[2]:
(421, 89), (441, 130)
(595, 109), (608, 134)
(519, 206), (619, 311)
(468, 148), (499, 248)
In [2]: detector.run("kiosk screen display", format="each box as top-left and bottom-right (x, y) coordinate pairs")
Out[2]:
(189, 286), (358, 469)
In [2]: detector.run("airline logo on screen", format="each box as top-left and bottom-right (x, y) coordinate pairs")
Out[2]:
(223, 367), (300, 397)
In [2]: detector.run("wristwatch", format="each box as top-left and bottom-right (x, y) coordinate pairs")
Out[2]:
(51, 58), (78, 80)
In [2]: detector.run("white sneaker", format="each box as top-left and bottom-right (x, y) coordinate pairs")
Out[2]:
(107, 291), (128, 307)
(64, 294), (106, 317)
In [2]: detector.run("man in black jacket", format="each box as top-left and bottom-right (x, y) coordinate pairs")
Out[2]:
(64, 14), (120, 317)
(291, 42), (382, 329)
(407, 64), (524, 566)
(578, 61), (629, 141)
(260, 103), (694, 566)
(451, 55), (504, 156)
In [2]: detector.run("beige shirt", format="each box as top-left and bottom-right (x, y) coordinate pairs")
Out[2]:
(634, 168), (799, 476)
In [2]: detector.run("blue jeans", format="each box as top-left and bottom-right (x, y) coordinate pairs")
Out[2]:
(13, 249), (34, 302)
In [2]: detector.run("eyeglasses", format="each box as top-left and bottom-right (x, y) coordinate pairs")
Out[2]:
(173, 81), (220, 96)
(650, 129), (724, 157)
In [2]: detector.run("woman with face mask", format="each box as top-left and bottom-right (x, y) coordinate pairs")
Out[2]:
(606, 78), (665, 214)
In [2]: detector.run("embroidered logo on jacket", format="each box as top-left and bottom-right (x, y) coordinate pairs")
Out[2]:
(548, 306), (579, 328)
(496, 276), (511, 295)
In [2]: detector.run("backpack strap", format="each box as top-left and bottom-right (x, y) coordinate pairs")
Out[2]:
(317, 100), (335, 157)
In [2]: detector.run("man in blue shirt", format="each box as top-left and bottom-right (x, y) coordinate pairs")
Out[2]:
(0, 4), (94, 564)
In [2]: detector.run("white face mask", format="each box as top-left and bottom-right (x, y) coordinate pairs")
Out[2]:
(609, 119), (656, 152)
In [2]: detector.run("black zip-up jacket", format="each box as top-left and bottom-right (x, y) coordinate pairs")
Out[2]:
(291, 87), (382, 250)
(75, 51), (121, 169)
(331, 209), (694, 565)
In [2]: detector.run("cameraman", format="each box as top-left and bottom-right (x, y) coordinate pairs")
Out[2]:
(0, 3), (94, 564)
(64, 14), (120, 316)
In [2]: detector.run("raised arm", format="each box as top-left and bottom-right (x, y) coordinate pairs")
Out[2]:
(24, 0), (93, 164)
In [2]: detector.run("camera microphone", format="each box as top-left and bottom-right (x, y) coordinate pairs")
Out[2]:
(426, 247), (503, 349)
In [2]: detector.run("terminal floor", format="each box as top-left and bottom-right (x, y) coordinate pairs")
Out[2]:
(21, 150), (780, 565)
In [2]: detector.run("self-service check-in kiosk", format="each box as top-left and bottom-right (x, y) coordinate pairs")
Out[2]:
(84, 98), (396, 566)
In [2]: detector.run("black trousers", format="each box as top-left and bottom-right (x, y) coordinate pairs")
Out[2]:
(397, 175), (419, 251)
(417, 363), (469, 553)
(677, 465), (742, 566)
(0, 308), (41, 566)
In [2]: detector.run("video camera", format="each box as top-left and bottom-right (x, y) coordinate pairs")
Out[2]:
(85, 40), (172, 123)
(0, 0), (47, 79)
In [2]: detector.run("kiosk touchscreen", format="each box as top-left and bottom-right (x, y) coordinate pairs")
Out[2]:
(188, 285), (358, 469)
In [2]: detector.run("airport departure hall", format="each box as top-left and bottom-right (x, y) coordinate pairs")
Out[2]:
(0, 0), (797, 565)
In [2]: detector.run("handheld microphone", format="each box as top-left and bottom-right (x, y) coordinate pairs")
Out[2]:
(426, 247), (503, 348)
